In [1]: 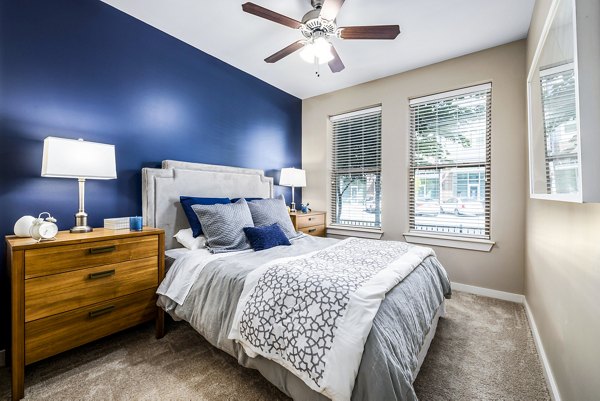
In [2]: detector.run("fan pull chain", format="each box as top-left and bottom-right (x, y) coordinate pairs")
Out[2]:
(314, 56), (320, 77)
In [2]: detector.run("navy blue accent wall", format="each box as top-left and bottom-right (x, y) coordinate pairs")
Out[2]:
(0, 0), (302, 349)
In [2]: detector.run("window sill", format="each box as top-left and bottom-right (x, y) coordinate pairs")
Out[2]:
(402, 232), (495, 252)
(327, 226), (383, 240)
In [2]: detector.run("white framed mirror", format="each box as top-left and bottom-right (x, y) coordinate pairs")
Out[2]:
(527, 0), (580, 201)
(527, 0), (600, 203)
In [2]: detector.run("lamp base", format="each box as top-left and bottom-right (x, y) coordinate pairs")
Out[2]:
(70, 225), (93, 233)
(290, 201), (296, 212)
(71, 210), (92, 233)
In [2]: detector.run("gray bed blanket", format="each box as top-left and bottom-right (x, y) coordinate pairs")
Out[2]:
(158, 236), (451, 401)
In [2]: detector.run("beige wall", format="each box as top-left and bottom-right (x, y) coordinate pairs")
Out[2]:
(526, 0), (600, 400)
(303, 40), (527, 294)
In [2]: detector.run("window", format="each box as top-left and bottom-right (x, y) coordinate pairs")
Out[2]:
(330, 106), (382, 229)
(540, 63), (578, 194)
(409, 84), (491, 239)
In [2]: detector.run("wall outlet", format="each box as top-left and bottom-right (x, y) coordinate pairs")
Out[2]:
(0, 349), (5, 367)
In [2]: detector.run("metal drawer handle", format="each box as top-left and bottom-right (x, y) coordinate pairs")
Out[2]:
(88, 269), (115, 280)
(89, 305), (115, 318)
(308, 228), (317, 233)
(89, 245), (116, 254)
(308, 218), (313, 221)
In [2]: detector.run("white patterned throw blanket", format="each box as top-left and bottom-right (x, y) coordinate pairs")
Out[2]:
(229, 238), (435, 401)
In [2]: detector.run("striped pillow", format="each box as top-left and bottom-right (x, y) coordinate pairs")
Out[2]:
(192, 198), (254, 253)
(247, 195), (300, 239)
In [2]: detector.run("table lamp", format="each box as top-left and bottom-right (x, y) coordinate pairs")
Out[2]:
(279, 167), (306, 212)
(41, 136), (117, 233)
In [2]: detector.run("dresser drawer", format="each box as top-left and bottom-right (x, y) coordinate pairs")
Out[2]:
(25, 288), (157, 365)
(299, 225), (326, 237)
(295, 213), (325, 229)
(24, 236), (158, 278)
(25, 256), (158, 322)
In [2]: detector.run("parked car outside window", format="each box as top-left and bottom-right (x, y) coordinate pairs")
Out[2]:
(440, 198), (485, 216)
(415, 199), (440, 216)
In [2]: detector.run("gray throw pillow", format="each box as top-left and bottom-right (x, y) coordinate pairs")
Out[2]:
(192, 198), (254, 253)
(247, 195), (300, 239)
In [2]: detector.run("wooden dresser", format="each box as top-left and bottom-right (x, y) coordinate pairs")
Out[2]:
(6, 227), (165, 401)
(290, 211), (326, 237)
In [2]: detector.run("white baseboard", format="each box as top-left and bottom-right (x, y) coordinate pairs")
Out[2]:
(524, 299), (562, 401)
(0, 349), (5, 368)
(451, 282), (525, 303)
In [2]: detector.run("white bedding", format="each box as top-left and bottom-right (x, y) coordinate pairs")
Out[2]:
(156, 235), (451, 401)
(164, 247), (191, 260)
(228, 238), (435, 401)
(161, 234), (308, 305)
(158, 247), (251, 305)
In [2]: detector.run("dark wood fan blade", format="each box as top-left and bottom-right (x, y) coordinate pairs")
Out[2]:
(265, 41), (305, 63)
(320, 0), (345, 21)
(339, 25), (401, 40)
(328, 45), (345, 73)
(242, 3), (302, 29)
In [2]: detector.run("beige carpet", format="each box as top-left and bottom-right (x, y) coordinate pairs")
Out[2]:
(0, 292), (550, 400)
(413, 292), (550, 400)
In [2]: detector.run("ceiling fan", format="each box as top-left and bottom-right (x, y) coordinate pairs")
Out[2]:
(242, 0), (400, 76)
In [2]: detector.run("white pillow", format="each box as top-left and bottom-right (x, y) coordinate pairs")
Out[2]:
(173, 228), (206, 250)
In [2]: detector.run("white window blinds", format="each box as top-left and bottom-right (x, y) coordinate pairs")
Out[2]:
(330, 106), (382, 228)
(540, 63), (579, 194)
(409, 84), (491, 238)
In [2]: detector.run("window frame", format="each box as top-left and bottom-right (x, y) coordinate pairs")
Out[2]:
(408, 83), (492, 241)
(329, 105), (383, 231)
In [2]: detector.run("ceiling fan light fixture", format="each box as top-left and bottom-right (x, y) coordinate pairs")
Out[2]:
(300, 37), (334, 64)
(242, 0), (400, 74)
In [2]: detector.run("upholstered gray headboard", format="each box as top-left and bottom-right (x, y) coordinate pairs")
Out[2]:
(142, 161), (273, 250)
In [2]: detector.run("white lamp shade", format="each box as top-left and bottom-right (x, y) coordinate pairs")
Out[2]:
(279, 168), (306, 187)
(41, 136), (117, 179)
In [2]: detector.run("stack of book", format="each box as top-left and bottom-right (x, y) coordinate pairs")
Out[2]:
(104, 217), (130, 230)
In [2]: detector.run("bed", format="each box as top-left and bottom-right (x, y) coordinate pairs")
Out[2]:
(143, 161), (451, 401)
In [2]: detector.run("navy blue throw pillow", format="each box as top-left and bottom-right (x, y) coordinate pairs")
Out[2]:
(231, 197), (263, 203)
(243, 223), (291, 251)
(180, 196), (230, 238)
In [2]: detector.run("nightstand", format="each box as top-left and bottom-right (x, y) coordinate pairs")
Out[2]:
(6, 227), (165, 401)
(290, 211), (326, 237)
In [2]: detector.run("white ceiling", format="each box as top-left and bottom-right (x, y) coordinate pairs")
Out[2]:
(101, 0), (535, 99)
